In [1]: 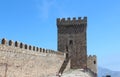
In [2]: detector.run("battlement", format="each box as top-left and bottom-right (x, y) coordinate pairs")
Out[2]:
(87, 55), (97, 74)
(0, 38), (64, 55)
(0, 38), (65, 77)
(57, 17), (87, 26)
(88, 55), (97, 59)
(87, 55), (97, 65)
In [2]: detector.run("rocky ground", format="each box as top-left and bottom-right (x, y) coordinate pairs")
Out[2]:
(52, 69), (92, 77)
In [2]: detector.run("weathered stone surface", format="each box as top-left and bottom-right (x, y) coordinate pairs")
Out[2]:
(87, 55), (97, 74)
(0, 44), (65, 77)
(0, 17), (97, 77)
(57, 17), (87, 69)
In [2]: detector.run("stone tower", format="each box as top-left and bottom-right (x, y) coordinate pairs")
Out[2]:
(57, 17), (87, 69)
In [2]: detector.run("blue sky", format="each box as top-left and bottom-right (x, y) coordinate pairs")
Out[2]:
(0, 0), (120, 71)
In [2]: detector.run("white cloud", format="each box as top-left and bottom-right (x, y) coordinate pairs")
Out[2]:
(36, 0), (57, 19)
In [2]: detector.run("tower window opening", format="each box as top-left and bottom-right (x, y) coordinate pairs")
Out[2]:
(69, 40), (73, 45)
(94, 61), (96, 64)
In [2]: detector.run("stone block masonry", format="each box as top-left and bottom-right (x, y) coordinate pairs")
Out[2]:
(0, 38), (66, 77)
(0, 17), (97, 77)
(57, 17), (97, 76)
(0, 38), (97, 77)
(57, 17), (87, 69)
(87, 55), (97, 74)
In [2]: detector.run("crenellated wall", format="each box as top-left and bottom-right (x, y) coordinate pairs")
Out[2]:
(87, 55), (97, 74)
(0, 16), (97, 77)
(57, 17), (88, 69)
(57, 17), (87, 26)
(0, 38), (97, 77)
(0, 38), (66, 77)
(0, 38), (63, 54)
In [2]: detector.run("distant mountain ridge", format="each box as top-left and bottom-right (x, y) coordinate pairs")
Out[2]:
(98, 66), (120, 77)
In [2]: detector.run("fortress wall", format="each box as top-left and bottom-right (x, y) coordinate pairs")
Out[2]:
(87, 55), (97, 74)
(0, 38), (97, 76)
(0, 38), (65, 77)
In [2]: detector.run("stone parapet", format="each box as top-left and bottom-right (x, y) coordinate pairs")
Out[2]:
(0, 38), (64, 56)
(87, 55), (97, 74)
(57, 17), (87, 26)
